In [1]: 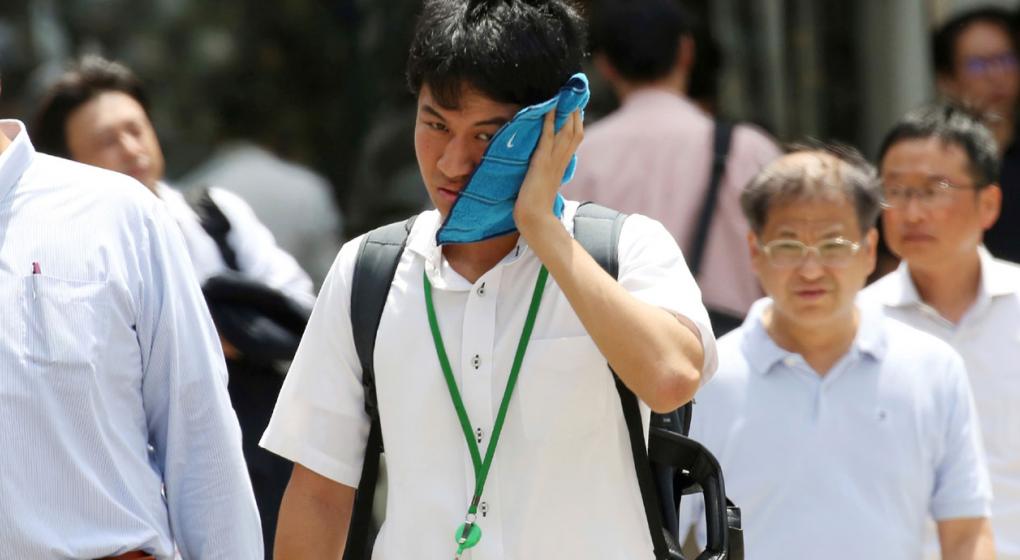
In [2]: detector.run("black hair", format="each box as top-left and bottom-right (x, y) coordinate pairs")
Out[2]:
(933, 6), (1016, 77)
(741, 141), (881, 235)
(589, 0), (691, 83)
(406, 0), (587, 109)
(33, 55), (150, 158)
(877, 103), (1000, 188)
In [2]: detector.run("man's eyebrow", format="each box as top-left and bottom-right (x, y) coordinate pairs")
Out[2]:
(421, 104), (446, 120)
(473, 116), (511, 127)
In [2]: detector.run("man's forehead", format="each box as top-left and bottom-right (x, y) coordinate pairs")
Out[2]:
(418, 83), (520, 120)
(880, 137), (971, 178)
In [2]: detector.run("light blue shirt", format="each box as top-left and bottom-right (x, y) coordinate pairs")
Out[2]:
(679, 299), (991, 560)
(0, 121), (262, 559)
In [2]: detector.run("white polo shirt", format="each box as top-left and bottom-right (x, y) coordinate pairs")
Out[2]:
(861, 248), (1020, 559)
(679, 299), (991, 560)
(261, 201), (717, 559)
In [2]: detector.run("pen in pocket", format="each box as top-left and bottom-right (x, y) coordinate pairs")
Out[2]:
(31, 261), (40, 299)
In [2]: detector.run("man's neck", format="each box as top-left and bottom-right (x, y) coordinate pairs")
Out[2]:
(614, 74), (686, 105)
(0, 129), (11, 155)
(908, 250), (983, 324)
(764, 305), (859, 376)
(442, 233), (521, 284)
(988, 114), (1016, 156)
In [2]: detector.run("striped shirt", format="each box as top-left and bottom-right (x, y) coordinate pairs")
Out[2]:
(0, 120), (262, 559)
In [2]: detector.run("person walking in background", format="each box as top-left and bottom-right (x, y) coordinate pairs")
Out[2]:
(32, 55), (313, 557)
(680, 145), (994, 560)
(571, 0), (781, 332)
(0, 77), (261, 559)
(933, 7), (1020, 263)
(862, 104), (1020, 560)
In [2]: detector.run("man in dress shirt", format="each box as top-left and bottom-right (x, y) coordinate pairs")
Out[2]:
(680, 146), (994, 559)
(862, 104), (1020, 559)
(570, 0), (781, 320)
(0, 87), (261, 556)
(260, 1), (717, 558)
(32, 55), (314, 556)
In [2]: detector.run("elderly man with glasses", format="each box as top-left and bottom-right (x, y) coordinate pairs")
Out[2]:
(862, 104), (1020, 560)
(679, 144), (995, 560)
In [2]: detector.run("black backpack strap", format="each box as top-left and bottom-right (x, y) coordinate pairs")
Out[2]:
(343, 215), (417, 560)
(688, 119), (733, 279)
(184, 185), (240, 271)
(573, 202), (676, 560)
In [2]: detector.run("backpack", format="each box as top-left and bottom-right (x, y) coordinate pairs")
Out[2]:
(344, 202), (742, 560)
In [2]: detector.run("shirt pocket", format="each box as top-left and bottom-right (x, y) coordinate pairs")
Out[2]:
(23, 274), (110, 375)
(517, 335), (612, 442)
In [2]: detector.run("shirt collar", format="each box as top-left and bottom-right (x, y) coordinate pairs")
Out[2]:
(741, 298), (887, 376)
(877, 246), (1015, 308)
(0, 120), (36, 203)
(406, 203), (577, 290)
(621, 88), (700, 114)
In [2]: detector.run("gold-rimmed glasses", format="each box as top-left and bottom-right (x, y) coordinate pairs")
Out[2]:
(758, 237), (862, 268)
(881, 179), (976, 210)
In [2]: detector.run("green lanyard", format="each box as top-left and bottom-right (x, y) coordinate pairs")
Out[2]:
(423, 266), (549, 558)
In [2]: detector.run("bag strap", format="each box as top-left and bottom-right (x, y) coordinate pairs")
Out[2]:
(184, 185), (240, 271)
(344, 215), (417, 560)
(687, 119), (733, 279)
(574, 202), (675, 560)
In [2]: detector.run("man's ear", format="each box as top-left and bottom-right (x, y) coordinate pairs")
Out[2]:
(936, 71), (961, 100)
(864, 227), (879, 276)
(677, 34), (696, 77)
(593, 52), (620, 86)
(978, 183), (1003, 230)
(747, 230), (763, 273)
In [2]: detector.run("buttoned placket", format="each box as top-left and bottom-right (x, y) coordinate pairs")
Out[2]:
(457, 264), (507, 558)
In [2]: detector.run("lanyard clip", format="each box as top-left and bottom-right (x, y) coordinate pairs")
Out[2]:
(454, 513), (482, 557)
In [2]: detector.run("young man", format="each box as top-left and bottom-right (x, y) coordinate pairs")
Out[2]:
(570, 0), (781, 319)
(0, 81), (261, 556)
(261, 1), (716, 558)
(862, 104), (1020, 559)
(680, 147), (994, 559)
(33, 56), (315, 556)
(933, 7), (1020, 262)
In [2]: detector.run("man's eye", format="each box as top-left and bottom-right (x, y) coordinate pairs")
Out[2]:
(477, 132), (493, 141)
(427, 122), (447, 132)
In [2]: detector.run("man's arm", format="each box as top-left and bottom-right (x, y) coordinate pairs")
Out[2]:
(515, 110), (706, 412)
(135, 202), (263, 558)
(275, 464), (356, 560)
(938, 518), (996, 560)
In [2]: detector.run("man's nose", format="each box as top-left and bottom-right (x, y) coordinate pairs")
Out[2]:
(796, 250), (825, 280)
(436, 135), (479, 181)
(117, 132), (146, 159)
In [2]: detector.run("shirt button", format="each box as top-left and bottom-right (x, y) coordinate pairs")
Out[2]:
(477, 282), (486, 296)
(475, 427), (484, 443)
(472, 354), (481, 369)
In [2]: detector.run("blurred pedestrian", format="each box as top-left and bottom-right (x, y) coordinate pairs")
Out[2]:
(681, 145), (994, 560)
(33, 55), (312, 557)
(0, 76), (261, 559)
(571, 0), (782, 332)
(862, 103), (1020, 560)
(933, 7), (1020, 263)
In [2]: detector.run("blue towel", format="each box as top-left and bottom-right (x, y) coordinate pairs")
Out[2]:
(436, 73), (590, 245)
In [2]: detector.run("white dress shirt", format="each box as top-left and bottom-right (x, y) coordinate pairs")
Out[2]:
(0, 121), (262, 559)
(862, 248), (1020, 559)
(157, 182), (315, 308)
(261, 201), (717, 559)
(679, 299), (991, 560)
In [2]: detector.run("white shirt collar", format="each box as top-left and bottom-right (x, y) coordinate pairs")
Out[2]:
(0, 120), (36, 203)
(874, 246), (1017, 309)
(740, 298), (887, 376)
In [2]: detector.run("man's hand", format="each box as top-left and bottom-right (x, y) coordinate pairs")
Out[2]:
(514, 108), (583, 238)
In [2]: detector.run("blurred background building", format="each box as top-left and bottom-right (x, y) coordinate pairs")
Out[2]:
(0, 0), (1016, 243)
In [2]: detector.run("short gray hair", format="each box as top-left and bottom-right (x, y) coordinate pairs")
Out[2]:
(740, 142), (881, 235)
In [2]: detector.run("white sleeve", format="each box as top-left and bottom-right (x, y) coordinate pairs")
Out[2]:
(136, 202), (263, 559)
(259, 237), (370, 486)
(617, 213), (719, 384)
(209, 187), (316, 307)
